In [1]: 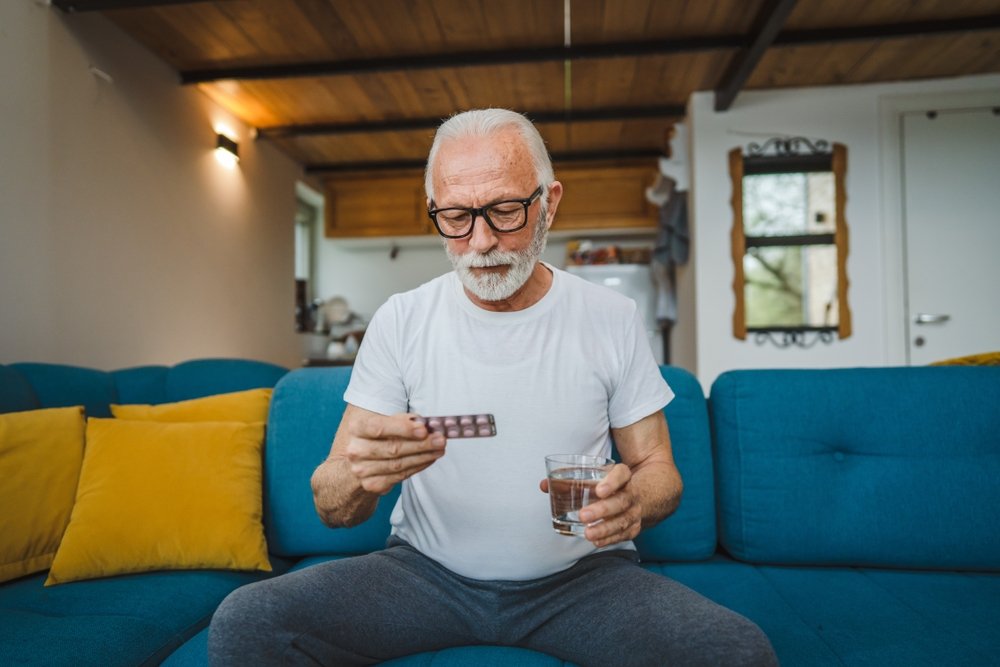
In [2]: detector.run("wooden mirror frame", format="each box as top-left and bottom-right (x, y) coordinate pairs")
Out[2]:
(729, 139), (851, 343)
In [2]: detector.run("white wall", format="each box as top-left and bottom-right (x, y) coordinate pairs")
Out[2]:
(688, 73), (1000, 388)
(0, 3), (304, 369)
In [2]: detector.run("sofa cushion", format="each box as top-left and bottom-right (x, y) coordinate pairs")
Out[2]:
(111, 365), (170, 405)
(634, 366), (716, 561)
(0, 565), (289, 667)
(264, 367), (401, 557)
(0, 407), (86, 583)
(165, 359), (287, 402)
(710, 367), (1000, 570)
(111, 387), (272, 423)
(47, 419), (270, 585)
(0, 365), (39, 413)
(162, 629), (576, 667)
(9, 363), (117, 417)
(653, 559), (1000, 667)
(382, 646), (573, 666)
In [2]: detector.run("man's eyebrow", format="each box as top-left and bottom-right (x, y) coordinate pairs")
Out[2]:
(435, 193), (522, 209)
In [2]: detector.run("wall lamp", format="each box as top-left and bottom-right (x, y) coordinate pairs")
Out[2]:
(214, 132), (239, 168)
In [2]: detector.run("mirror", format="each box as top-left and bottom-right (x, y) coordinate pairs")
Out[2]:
(728, 138), (851, 346)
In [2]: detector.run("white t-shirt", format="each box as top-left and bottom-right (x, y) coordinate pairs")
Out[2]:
(344, 263), (674, 580)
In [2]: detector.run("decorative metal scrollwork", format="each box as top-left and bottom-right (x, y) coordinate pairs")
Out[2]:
(746, 136), (831, 158)
(751, 329), (837, 348)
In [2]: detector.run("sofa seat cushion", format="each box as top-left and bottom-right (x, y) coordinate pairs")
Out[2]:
(1, 562), (290, 667)
(382, 646), (576, 666)
(652, 558), (1000, 666)
(163, 630), (578, 667)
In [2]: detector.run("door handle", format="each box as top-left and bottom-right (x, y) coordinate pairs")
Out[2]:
(914, 313), (951, 325)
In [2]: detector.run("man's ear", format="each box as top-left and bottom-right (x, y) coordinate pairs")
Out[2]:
(544, 181), (563, 231)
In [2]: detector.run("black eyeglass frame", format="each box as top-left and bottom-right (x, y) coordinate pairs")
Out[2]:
(427, 185), (544, 239)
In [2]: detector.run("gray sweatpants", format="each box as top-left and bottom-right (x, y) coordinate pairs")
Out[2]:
(209, 539), (777, 666)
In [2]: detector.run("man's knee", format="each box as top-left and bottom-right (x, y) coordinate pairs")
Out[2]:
(718, 614), (779, 667)
(209, 582), (280, 662)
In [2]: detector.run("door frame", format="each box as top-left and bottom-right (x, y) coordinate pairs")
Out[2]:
(877, 82), (1000, 365)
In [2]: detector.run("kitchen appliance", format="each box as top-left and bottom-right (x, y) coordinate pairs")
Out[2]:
(565, 264), (664, 365)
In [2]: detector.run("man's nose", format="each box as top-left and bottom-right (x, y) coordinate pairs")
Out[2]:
(467, 213), (499, 253)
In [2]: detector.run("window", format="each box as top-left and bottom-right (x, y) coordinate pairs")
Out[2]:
(729, 139), (851, 346)
(294, 182), (323, 332)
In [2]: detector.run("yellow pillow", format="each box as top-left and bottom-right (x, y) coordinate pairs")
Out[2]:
(110, 387), (272, 423)
(46, 418), (270, 585)
(0, 406), (86, 583)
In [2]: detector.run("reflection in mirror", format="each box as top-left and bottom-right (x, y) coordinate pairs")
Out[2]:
(729, 138), (851, 347)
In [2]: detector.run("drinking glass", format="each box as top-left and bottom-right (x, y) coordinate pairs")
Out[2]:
(545, 454), (614, 536)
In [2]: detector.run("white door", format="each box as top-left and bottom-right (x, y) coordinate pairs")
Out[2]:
(901, 107), (1000, 365)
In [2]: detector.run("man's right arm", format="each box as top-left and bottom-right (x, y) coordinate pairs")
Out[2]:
(310, 404), (447, 528)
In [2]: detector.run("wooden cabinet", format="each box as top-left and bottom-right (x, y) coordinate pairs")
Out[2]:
(322, 161), (658, 238)
(324, 173), (431, 238)
(551, 162), (658, 231)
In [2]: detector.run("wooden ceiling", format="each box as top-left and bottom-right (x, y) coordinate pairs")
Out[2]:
(55, 0), (1000, 177)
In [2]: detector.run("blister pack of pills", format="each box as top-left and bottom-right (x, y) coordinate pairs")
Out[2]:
(414, 414), (497, 439)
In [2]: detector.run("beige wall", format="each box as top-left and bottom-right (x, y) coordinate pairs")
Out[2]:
(1, 3), (303, 369)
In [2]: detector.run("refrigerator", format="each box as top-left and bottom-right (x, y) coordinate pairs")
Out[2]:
(565, 264), (664, 365)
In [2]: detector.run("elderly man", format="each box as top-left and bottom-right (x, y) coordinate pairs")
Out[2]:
(209, 109), (776, 666)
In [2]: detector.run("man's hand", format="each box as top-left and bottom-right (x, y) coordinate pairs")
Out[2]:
(341, 411), (447, 495)
(312, 405), (446, 527)
(579, 464), (642, 547)
(538, 463), (642, 548)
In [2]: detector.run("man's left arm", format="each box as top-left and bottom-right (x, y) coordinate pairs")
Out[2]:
(578, 411), (683, 548)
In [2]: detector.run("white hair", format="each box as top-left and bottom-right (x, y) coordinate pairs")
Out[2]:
(424, 108), (555, 208)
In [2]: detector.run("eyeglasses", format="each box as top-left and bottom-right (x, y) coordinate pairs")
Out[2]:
(428, 186), (544, 239)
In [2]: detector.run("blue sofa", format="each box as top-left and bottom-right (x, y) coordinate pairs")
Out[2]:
(2, 362), (998, 666)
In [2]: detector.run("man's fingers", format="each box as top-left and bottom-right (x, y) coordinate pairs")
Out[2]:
(345, 431), (445, 462)
(349, 448), (444, 481)
(579, 491), (632, 523)
(357, 458), (440, 495)
(354, 411), (428, 440)
(596, 463), (631, 497)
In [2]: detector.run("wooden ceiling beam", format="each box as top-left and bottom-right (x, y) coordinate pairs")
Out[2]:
(775, 14), (1000, 46)
(260, 105), (687, 139)
(304, 148), (664, 176)
(53, 0), (223, 11)
(714, 0), (799, 112)
(177, 14), (1000, 84)
(181, 36), (745, 84)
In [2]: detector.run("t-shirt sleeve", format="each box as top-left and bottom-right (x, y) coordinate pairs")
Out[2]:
(342, 299), (409, 416)
(607, 306), (674, 429)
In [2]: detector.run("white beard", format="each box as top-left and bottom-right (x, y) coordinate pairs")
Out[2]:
(446, 215), (549, 302)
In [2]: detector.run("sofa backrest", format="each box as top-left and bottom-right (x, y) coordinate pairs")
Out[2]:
(264, 365), (717, 562)
(636, 366), (717, 561)
(0, 359), (288, 417)
(710, 367), (1000, 571)
(264, 367), (399, 557)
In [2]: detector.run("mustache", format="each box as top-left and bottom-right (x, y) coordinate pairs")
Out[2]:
(451, 249), (521, 269)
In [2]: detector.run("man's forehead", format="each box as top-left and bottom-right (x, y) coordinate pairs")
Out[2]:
(437, 130), (526, 167)
(432, 131), (534, 196)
